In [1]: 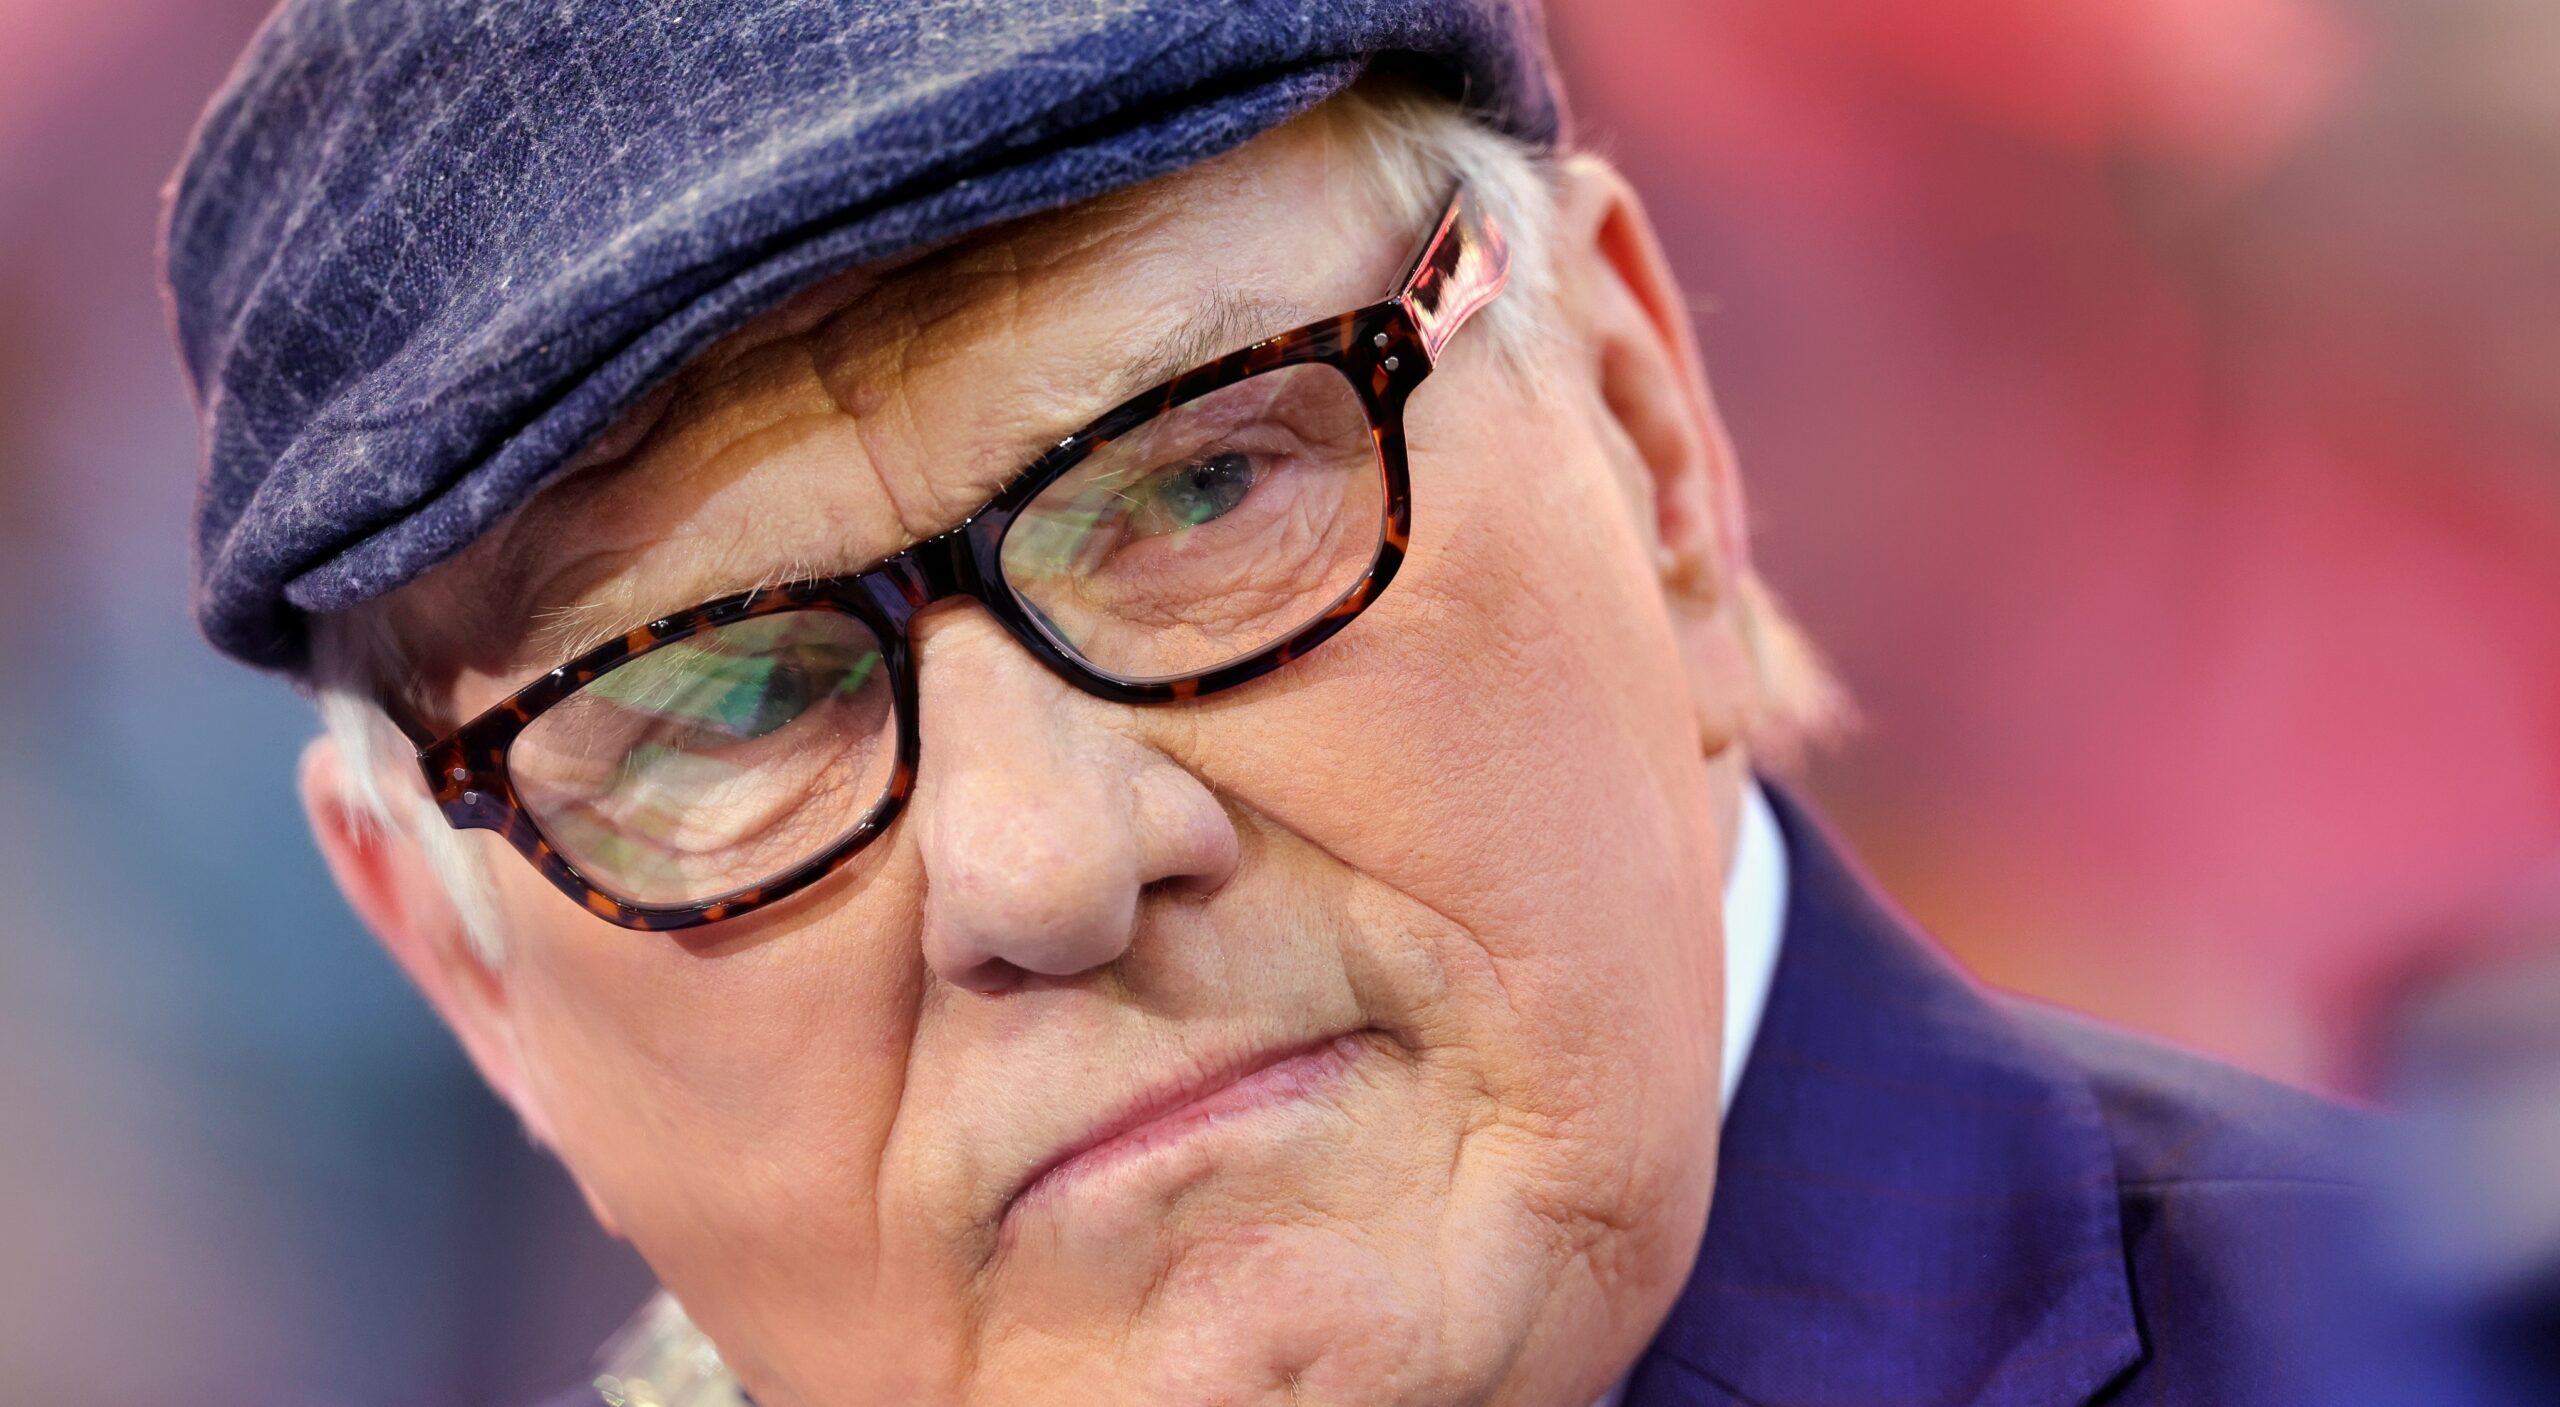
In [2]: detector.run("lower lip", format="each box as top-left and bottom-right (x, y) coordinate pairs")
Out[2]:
(1005, 1033), (1367, 1225)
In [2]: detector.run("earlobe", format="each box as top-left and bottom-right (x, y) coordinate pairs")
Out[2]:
(298, 735), (560, 1150)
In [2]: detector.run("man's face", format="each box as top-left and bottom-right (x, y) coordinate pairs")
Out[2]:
(355, 104), (1749, 1407)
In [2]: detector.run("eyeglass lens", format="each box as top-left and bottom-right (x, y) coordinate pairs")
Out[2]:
(509, 610), (901, 907)
(998, 362), (1385, 683)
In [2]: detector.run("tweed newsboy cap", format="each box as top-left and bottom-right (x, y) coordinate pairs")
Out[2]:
(165, 0), (1562, 671)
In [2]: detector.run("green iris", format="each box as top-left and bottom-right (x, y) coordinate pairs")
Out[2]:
(1156, 452), (1258, 527)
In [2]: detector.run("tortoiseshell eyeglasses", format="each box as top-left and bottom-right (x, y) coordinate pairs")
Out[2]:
(389, 184), (1511, 930)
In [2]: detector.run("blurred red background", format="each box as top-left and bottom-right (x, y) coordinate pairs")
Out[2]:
(1557, 0), (2560, 1086)
(0, 1), (2551, 1401)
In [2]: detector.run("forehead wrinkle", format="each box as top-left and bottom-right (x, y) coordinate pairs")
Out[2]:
(475, 334), (970, 678)
(816, 272), (1029, 541)
(1022, 197), (1319, 402)
(805, 229), (1311, 536)
(849, 361), (961, 548)
(472, 333), (844, 618)
(515, 412), (886, 666)
(807, 227), (1066, 402)
(922, 191), (1321, 407)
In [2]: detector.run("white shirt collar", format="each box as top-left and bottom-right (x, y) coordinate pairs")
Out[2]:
(1720, 781), (1788, 1112)
(1592, 781), (1790, 1407)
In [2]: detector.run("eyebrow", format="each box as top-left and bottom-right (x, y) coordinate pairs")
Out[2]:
(522, 553), (838, 671)
(512, 285), (1319, 674)
(1101, 287), (1310, 405)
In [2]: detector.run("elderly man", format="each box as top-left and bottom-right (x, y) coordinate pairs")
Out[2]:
(166, 3), (2399, 1405)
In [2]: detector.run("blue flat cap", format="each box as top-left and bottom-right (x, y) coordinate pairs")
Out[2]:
(165, 0), (1561, 671)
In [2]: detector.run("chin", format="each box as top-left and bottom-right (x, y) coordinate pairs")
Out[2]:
(1086, 1242), (1476, 1407)
(966, 1201), (1515, 1407)
(943, 1042), (1616, 1407)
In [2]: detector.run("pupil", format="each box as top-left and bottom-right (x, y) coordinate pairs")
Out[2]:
(1161, 452), (1256, 526)
(734, 664), (814, 739)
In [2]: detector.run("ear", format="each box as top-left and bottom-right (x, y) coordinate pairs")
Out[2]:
(1551, 154), (1760, 753)
(299, 735), (559, 1149)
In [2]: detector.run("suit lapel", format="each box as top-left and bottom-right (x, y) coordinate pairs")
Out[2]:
(1625, 790), (2142, 1407)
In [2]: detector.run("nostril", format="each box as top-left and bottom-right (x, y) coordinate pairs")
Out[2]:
(1138, 867), (1220, 905)
(942, 954), (1031, 995)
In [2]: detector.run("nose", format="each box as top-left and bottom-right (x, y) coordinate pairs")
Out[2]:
(909, 610), (1240, 992)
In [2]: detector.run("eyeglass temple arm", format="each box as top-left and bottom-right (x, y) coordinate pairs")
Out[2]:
(1391, 184), (1512, 367)
(377, 692), (443, 755)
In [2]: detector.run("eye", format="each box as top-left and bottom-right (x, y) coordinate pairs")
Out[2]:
(701, 658), (819, 742)
(605, 644), (880, 753)
(1144, 451), (1259, 532)
(722, 650), (877, 742)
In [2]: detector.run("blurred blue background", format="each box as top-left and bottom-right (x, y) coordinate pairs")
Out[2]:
(0, 4), (650, 1402)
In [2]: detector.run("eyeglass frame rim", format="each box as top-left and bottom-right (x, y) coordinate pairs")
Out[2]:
(383, 181), (1512, 931)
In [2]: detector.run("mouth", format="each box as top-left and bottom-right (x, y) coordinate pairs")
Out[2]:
(1001, 1030), (1373, 1226)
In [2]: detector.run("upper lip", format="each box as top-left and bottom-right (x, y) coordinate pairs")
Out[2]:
(1001, 1031), (1355, 1220)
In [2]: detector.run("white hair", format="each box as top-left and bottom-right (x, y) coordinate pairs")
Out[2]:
(308, 607), (514, 962)
(308, 83), (1845, 962)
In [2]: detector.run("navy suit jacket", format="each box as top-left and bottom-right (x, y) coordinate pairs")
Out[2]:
(1622, 790), (2409, 1407)
(538, 792), (2432, 1406)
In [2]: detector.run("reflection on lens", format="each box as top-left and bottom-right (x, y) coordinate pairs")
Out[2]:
(509, 610), (897, 907)
(999, 363), (1383, 682)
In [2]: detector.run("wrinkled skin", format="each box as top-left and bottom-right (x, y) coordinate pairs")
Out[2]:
(305, 95), (1771, 1407)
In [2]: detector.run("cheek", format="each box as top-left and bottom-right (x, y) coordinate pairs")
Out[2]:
(488, 844), (944, 1353)
(1314, 382), (1716, 993)
(1197, 380), (1728, 1208)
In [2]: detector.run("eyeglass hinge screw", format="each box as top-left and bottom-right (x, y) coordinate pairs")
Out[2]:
(1384, 356), (1401, 371)
(1372, 332), (1389, 348)
(448, 766), (469, 782)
